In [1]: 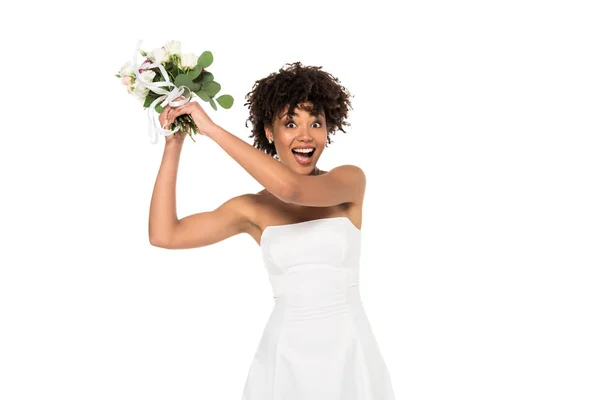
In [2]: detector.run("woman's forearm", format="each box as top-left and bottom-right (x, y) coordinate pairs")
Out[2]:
(148, 141), (183, 245)
(205, 125), (297, 202)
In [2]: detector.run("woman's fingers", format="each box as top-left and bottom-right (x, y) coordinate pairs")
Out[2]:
(161, 97), (191, 127)
(158, 98), (188, 129)
(167, 108), (175, 126)
(159, 104), (172, 128)
(168, 103), (192, 125)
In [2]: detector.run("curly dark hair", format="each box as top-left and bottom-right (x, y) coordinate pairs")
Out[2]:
(244, 61), (353, 157)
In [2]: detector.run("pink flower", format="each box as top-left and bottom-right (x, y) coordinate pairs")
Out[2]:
(121, 76), (133, 86)
(138, 59), (151, 73)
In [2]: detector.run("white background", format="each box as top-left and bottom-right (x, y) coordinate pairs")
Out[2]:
(1, 0), (599, 399)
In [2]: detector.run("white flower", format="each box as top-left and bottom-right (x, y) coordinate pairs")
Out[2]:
(134, 81), (150, 104)
(164, 40), (182, 57)
(132, 70), (156, 104)
(138, 69), (156, 83)
(148, 47), (168, 64)
(119, 61), (134, 77)
(180, 52), (198, 69)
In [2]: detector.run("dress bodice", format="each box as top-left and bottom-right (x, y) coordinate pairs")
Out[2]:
(259, 216), (361, 302)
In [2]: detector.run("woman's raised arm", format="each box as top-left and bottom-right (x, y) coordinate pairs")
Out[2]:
(165, 100), (298, 203)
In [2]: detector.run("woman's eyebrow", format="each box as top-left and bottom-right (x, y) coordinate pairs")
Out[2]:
(280, 113), (323, 120)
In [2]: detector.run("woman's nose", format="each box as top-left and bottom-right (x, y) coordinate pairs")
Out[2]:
(297, 125), (313, 138)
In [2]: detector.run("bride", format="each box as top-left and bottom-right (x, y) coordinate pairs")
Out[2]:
(148, 61), (396, 400)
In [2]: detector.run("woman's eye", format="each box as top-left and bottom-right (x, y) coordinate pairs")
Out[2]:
(285, 121), (322, 128)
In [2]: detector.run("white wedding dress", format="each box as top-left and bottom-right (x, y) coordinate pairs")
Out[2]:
(241, 216), (396, 400)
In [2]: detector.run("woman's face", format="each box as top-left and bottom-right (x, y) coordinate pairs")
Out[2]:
(265, 102), (327, 175)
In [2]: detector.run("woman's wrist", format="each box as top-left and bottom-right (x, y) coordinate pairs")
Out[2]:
(164, 138), (184, 150)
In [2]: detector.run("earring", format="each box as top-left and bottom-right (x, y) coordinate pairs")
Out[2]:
(268, 138), (273, 144)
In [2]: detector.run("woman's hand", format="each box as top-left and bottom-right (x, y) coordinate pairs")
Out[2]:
(158, 104), (186, 145)
(161, 96), (218, 137)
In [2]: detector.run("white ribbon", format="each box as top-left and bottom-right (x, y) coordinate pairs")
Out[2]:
(132, 40), (193, 144)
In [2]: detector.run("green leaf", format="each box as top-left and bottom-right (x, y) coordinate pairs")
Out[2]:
(144, 94), (159, 108)
(202, 81), (221, 97)
(216, 94), (234, 109)
(196, 90), (210, 102)
(115, 73), (120, 78)
(155, 104), (165, 113)
(197, 51), (213, 68)
(196, 72), (214, 84)
(174, 74), (194, 91)
(188, 64), (203, 80)
(209, 97), (217, 111)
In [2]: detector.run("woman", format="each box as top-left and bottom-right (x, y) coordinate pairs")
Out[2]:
(149, 62), (396, 400)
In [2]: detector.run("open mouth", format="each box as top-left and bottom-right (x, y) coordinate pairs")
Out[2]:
(292, 148), (315, 165)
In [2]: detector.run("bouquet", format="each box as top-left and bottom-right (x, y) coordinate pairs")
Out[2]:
(116, 40), (234, 144)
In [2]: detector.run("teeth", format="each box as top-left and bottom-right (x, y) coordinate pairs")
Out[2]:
(293, 148), (314, 154)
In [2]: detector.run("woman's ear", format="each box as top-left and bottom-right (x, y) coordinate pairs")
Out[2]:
(265, 125), (273, 142)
